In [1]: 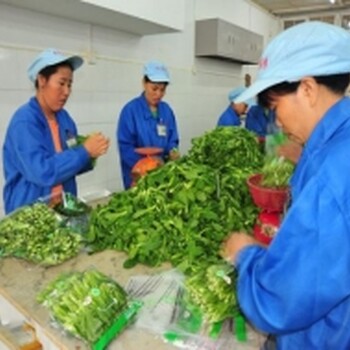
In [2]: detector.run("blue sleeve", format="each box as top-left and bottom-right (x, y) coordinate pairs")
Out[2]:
(217, 107), (240, 127)
(9, 120), (90, 187)
(117, 104), (143, 169)
(164, 106), (179, 154)
(245, 107), (265, 136)
(60, 115), (93, 175)
(235, 177), (350, 334)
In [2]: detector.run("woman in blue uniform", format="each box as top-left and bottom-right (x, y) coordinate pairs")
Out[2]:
(117, 61), (180, 189)
(245, 104), (278, 137)
(222, 22), (350, 350)
(2, 48), (110, 214)
(216, 86), (249, 126)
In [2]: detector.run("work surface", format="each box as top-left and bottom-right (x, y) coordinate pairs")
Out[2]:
(0, 249), (265, 349)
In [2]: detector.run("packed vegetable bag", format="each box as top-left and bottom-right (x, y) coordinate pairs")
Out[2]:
(0, 202), (82, 266)
(52, 192), (92, 235)
(163, 264), (250, 349)
(37, 269), (142, 349)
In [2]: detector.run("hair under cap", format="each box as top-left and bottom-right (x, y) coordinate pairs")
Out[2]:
(235, 21), (350, 103)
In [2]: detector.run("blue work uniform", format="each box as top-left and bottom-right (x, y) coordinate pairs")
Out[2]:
(245, 105), (278, 137)
(217, 105), (241, 127)
(3, 97), (91, 214)
(235, 97), (350, 349)
(117, 93), (179, 189)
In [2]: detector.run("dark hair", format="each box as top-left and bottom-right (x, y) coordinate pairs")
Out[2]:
(35, 61), (73, 89)
(258, 73), (350, 108)
(143, 75), (169, 86)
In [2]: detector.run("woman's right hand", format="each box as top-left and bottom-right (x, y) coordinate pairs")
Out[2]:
(83, 133), (110, 158)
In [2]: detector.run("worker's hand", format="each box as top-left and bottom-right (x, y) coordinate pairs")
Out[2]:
(221, 232), (264, 263)
(169, 148), (180, 161)
(83, 133), (110, 158)
(276, 141), (302, 164)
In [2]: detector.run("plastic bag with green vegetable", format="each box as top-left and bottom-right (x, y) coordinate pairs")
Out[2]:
(37, 269), (142, 347)
(0, 202), (82, 266)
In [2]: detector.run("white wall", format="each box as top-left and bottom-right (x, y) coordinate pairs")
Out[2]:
(82, 0), (185, 30)
(0, 0), (279, 216)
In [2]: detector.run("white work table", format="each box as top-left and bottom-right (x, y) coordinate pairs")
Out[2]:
(0, 249), (265, 349)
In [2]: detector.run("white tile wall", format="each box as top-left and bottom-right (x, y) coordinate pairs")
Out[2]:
(0, 1), (279, 216)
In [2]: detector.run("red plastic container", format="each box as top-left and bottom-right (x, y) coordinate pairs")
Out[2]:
(247, 174), (289, 213)
(253, 212), (281, 245)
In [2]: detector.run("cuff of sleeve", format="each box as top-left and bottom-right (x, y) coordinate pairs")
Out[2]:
(75, 145), (91, 166)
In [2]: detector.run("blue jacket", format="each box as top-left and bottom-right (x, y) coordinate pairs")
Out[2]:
(245, 105), (278, 137)
(217, 105), (241, 127)
(235, 97), (350, 349)
(117, 93), (179, 188)
(3, 97), (91, 214)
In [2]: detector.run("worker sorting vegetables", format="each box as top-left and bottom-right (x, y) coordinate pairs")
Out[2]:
(116, 60), (180, 189)
(222, 21), (350, 350)
(2, 48), (110, 214)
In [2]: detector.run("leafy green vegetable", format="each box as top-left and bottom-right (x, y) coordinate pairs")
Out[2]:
(76, 134), (97, 168)
(185, 264), (239, 323)
(261, 156), (295, 188)
(0, 203), (81, 265)
(87, 127), (262, 274)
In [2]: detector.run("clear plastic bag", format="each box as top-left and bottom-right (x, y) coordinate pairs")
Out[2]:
(38, 192), (91, 235)
(0, 201), (82, 266)
(37, 268), (141, 349)
(163, 293), (266, 350)
(126, 269), (184, 334)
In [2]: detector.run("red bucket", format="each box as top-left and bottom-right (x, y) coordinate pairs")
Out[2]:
(247, 174), (289, 212)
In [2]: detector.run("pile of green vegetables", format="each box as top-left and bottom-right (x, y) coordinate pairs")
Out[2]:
(37, 269), (129, 343)
(0, 203), (82, 265)
(87, 127), (262, 274)
(86, 127), (263, 324)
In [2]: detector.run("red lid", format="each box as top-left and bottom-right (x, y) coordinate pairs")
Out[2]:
(135, 147), (163, 156)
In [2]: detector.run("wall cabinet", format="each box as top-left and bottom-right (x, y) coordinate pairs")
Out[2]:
(195, 18), (263, 64)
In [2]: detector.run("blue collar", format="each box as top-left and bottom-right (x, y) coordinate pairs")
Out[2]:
(304, 97), (350, 156)
(139, 92), (155, 120)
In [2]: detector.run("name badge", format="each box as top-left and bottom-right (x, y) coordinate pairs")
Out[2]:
(157, 124), (167, 137)
(66, 137), (77, 148)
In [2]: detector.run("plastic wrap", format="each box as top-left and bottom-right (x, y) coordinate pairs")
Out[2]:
(126, 269), (184, 333)
(37, 269), (141, 349)
(0, 202), (82, 266)
(126, 269), (265, 350)
(39, 192), (91, 235)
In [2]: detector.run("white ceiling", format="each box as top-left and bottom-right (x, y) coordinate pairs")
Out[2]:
(251, 0), (350, 17)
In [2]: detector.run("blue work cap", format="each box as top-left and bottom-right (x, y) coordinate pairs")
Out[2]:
(228, 86), (246, 102)
(27, 48), (83, 83)
(143, 60), (170, 83)
(235, 21), (350, 103)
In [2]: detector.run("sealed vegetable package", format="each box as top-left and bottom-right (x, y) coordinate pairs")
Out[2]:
(37, 269), (142, 349)
(0, 202), (81, 266)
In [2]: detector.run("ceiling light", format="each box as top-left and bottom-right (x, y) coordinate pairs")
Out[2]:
(329, 0), (336, 4)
